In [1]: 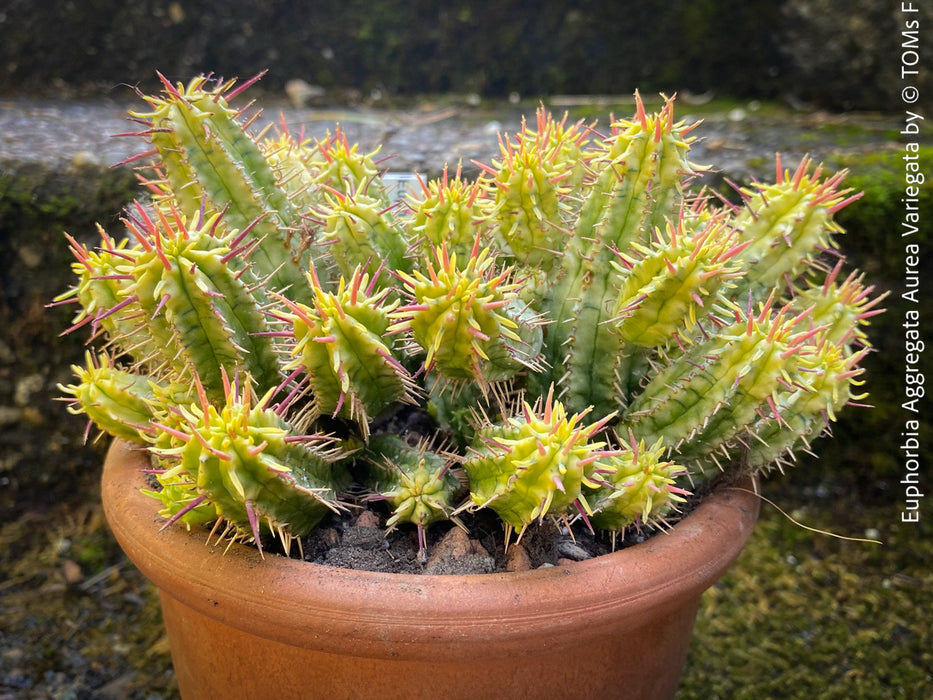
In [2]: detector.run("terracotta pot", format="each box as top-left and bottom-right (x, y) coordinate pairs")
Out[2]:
(102, 439), (759, 700)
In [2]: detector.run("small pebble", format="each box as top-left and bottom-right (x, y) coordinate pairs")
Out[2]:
(727, 107), (747, 122)
(72, 150), (100, 168)
(16, 246), (42, 269)
(284, 79), (325, 107)
(62, 559), (83, 586)
(355, 510), (381, 529)
(424, 529), (496, 575)
(427, 527), (474, 562)
(557, 540), (592, 561)
(505, 543), (532, 572)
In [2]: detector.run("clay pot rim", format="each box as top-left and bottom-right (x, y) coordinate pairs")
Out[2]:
(102, 438), (759, 659)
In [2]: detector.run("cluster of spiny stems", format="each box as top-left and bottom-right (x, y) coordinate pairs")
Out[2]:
(57, 73), (883, 558)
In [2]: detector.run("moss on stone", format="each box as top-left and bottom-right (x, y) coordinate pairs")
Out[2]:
(0, 499), (178, 697)
(681, 475), (933, 697)
(830, 146), (933, 267)
(0, 161), (137, 518)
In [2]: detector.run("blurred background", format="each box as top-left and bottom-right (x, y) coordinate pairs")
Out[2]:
(1, 1), (931, 697)
(1, 0), (931, 110)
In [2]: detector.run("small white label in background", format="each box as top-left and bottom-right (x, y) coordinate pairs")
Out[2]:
(382, 172), (423, 206)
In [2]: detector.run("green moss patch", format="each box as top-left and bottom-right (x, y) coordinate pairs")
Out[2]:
(0, 500), (178, 698)
(681, 477), (932, 697)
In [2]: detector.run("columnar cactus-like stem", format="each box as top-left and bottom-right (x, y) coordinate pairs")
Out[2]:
(307, 128), (386, 199)
(462, 388), (612, 542)
(534, 95), (703, 417)
(745, 341), (868, 471)
(625, 297), (808, 451)
(130, 73), (317, 303)
(163, 373), (345, 554)
(611, 215), (747, 348)
(60, 353), (165, 444)
(791, 260), (886, 350)
(486, 109), (589, 273)
(392, 243), (543, 394)
(588, 434), (689, 539)
(58, 229), (151, 351)
(132, 215), (282, 399)
(731, 155), (859, 294)
(410, 164), (493, 262)
(61, 205), (284, 402)
(364, 434), (462, 553)
(319, 187), (413, 283)
(281, 266), (417, 437)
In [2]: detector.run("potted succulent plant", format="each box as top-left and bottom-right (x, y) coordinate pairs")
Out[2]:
(56, 73), (881, 699)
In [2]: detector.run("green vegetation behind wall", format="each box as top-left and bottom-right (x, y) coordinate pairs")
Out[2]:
(769, 146), (933, 500)
(0, 0), (802, 104)
(0, 160), (137, 517)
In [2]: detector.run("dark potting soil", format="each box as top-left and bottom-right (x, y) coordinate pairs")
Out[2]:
(291, 499), (696, 575)
(284, 408), (708, 575)
(140, 453), (716, 575)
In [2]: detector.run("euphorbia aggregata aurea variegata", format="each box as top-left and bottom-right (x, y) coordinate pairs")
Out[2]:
(57, 72), (883, 556)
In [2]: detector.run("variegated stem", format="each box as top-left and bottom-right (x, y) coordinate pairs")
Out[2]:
(746, 331), (869, 471)
(611, 214), (746, 348)
(486, 108), (589, 273)
(587, 435), (688, 536)
(541, 95), (701, 417)
(133, 74), (316, 303)
(462, 388), (613, 541)
(122, 207), (282, 403)
(790, 260), (887, 352)
(623, 297), (815, 461)
(319, 186), (413, 284)
(281, 266), (416, 439)
(363, 434), (461, 553)
(57, 229), (152, 352)
(409, 163), (495, 263)
(59, 352), (166, 444)
(392, 244), (543, 394)
(159, 375), (346, 553)
(730, 155), (860, 296)
(306, 128), (386, 199)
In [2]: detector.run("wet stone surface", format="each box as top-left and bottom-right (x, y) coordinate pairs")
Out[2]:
(0, 94), (903, 180)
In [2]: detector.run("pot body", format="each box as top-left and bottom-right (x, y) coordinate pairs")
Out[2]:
(102, 440), (759, 700)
